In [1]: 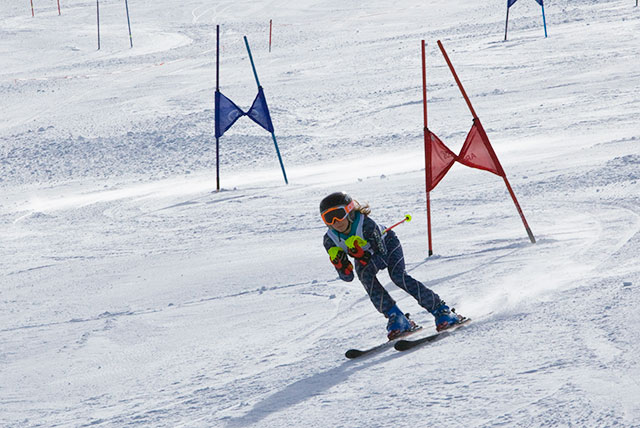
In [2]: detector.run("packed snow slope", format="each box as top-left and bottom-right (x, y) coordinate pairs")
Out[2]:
(1, 0), (639, 427)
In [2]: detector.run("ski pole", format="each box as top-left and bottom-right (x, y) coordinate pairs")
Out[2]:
(382, 214), (412, 234)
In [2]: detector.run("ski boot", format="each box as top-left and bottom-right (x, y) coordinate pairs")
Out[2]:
(385, 305), (418, 340)
(431, 301), (464, 332)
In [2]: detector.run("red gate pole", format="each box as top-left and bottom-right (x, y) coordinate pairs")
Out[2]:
(58, 0), (61, 15)
(474, 119), (536, 244)
(422, 40), (434, 256)
(269, 19), (272, 52)
(436, 40), (477, 119)
(437, 40), (535, 244)
(30, 0), (34, 17)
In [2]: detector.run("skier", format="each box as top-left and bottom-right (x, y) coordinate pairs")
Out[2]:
(320, 191), (465, 339)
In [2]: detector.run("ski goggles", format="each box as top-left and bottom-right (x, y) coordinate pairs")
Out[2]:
(321, 201), (356, 225)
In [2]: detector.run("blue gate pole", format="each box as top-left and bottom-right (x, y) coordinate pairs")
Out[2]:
(504, 5), (510, 41)
(216, 25), (221, 191)
(541, 3), (548, 37)
(124, 0), (133, 48)
(243, 36), (289, 185)
(97, 0), (101, 50)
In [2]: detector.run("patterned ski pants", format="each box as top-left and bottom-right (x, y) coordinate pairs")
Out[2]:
(355, 230), (441, 317)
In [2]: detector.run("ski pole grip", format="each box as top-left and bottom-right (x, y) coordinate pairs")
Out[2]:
(383, 214), (412, 234)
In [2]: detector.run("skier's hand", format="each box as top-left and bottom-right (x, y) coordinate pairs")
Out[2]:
(331, 250), (353, 276)
(348, 240), (372, 266)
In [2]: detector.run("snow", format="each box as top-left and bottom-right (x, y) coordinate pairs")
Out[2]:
(1, 0), (639, 426)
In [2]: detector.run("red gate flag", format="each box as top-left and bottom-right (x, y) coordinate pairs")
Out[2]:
(457, 120), (505, 177)
(436, 39), (536, 245)
(426, 130), (457, 191)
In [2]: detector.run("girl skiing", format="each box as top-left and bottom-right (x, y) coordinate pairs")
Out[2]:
(320, 191), (465, 339)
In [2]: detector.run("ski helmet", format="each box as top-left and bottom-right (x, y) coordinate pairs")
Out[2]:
(320, 192), (356, 225)
(320, 192), (352, 214)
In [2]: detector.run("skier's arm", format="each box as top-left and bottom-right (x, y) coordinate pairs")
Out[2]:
(323, 234), (354, 282)
(361, 217), (388, 270)
(364, 219), (388, 257)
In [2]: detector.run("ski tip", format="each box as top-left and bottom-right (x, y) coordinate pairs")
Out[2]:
(394, 333), (440, 351)
(393, 340), (411, 351)
(345, 349), (364, 359)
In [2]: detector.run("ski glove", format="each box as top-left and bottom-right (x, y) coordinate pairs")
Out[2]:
(348, 240), (373, 266)
(330, 250), (353, 277)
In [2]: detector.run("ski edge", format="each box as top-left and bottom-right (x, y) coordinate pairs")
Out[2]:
(345, 325), (423, 359)
(394, 318), (471, 352)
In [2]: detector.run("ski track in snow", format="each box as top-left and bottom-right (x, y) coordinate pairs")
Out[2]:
(2, 0), (640, 427)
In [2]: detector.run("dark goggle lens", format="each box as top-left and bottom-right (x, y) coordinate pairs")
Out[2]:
(323, 207), (348, 224)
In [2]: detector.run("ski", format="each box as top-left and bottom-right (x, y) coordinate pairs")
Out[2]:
(345, 325), (422, 359)
(394, 318), (471, 352)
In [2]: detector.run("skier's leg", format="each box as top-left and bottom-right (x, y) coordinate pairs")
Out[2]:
(384, 231), (441, 312)
(355, 262), (395, 315)
(356, 262), (415, 339)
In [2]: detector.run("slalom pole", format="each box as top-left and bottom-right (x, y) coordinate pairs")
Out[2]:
(436, 40), (477, 119)
(97, 0), (101, 50)
(474, 119), (536, 243)
(382, 215), (412, 235)
(541, 2), (548, 37)
(125, 0), (133, 48)
(437, 40), (536, 244)
(58, 0), (61, 15)
(215, 25), (220, 192)
(30, 0), (34, 17)
(269, 132), (288, 184)
(244, 35), (289, 185)
(421, 40), (433, 256)
(504, 4), (510, 41)
(269, 19), (272, 52)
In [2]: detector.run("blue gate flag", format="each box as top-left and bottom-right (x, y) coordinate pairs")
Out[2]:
(247, 87), (274, 133)
(508, 0), (543, 7)
(215, 88), (275, 137)
(215, 91), (245, 138)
